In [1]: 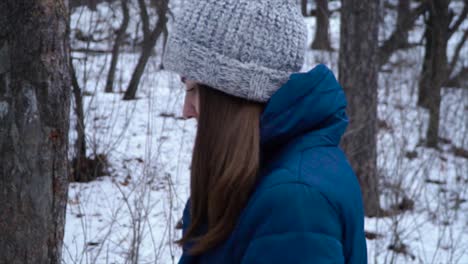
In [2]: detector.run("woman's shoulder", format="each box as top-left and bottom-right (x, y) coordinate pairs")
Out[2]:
(260, 146), (358, 196)
(256, 146), (363, 223)
(240, 176), (343, 243)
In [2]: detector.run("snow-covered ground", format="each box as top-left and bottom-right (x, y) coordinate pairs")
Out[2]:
(64, 2), (467, 263)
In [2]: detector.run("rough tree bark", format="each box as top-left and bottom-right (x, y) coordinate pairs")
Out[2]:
(123, 0), (169, 100)
(311, 0), (333, 50)
(0, 0), (71, 263)
(105, 0), (130, 93)
(339, 0), (381, 217)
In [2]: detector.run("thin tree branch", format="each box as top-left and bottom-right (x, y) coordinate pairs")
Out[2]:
(449, 29), (468, 75)
(449, 1), (468, 37)
(446, 67), (468, 88)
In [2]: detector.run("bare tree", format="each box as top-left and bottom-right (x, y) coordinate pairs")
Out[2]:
(379, 0), (428, 66)
(339, 0), (381, 216)
(0, 0), (71, 263)
(105, 0), (130, 93)
(418, 0), (467, 148)
(123, 0), (170, 100)
(311, 0), (333, 50)
(70, 58), (95, 182)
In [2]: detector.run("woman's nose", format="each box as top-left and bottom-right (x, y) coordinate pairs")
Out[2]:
(183, 98), (197, 119)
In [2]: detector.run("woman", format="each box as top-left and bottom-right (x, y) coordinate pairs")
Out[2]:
(163, 0), (367, 263)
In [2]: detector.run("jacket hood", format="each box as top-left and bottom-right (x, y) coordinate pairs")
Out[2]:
(260, 64), (348, 155)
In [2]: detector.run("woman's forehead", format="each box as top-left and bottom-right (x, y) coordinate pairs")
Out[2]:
(180, 77), (198, 90)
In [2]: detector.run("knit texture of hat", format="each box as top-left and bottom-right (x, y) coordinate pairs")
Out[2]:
(162, 0), (307, 102)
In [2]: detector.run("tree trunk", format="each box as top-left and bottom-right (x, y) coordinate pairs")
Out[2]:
(311, 0), (333, 50)
(0, 0), (71, 263)
(339, 0), (381, 217)
(123, 0), (169, 100)
(160, 26), (170, 70)
(418, 0), (450, 148)
(70, 58), (91, 182)
(71, 61), (86, 160)
(301, 0), (308, 16)
(396, 0), (410, 42)
(105, 0), (130, 93)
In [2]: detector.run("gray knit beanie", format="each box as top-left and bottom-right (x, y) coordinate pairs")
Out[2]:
(163, 0), (307, 102)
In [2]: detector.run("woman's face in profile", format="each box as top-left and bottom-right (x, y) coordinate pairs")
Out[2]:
(181, 77), (200, 120)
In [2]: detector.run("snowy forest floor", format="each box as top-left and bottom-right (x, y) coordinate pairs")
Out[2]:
(64, 2), (467, 264)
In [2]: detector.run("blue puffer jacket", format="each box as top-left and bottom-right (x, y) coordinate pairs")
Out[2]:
(179, 64), (367, 264)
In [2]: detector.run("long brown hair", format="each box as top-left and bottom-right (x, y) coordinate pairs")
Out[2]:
(177, 84), (264, 255)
